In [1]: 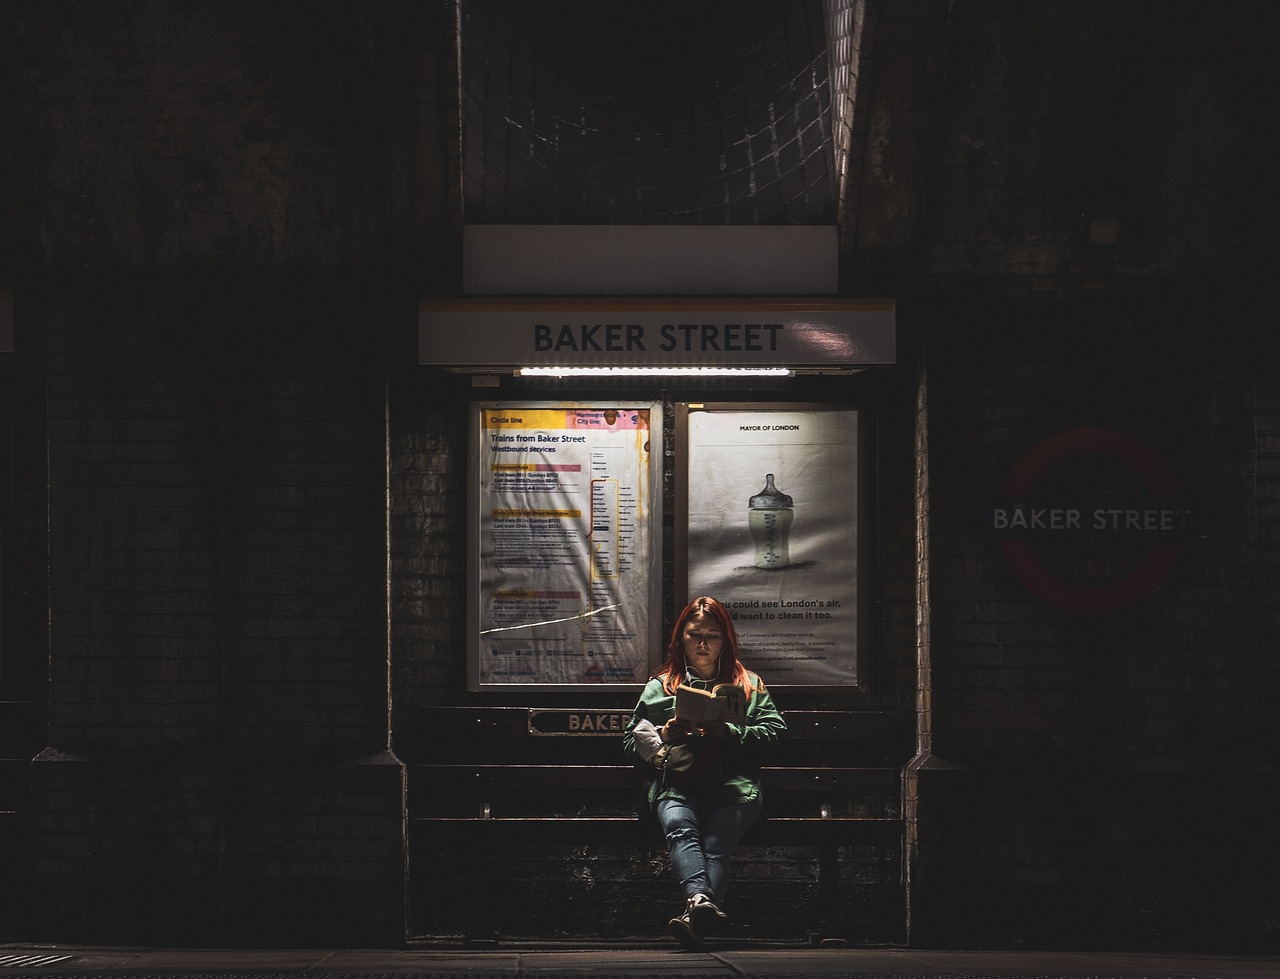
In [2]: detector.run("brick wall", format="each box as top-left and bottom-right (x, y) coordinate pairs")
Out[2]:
(5, 0), (457, 942)
(854, 1), (1279, 949)
(911, 292), (1278, 950)
(44, 294), (221, 750)
(3, 0), (1275, 951)
(7, 4), (455, 271)
(389, 380), (471, 711)
(925, 296), (1262, 764)
(31, 281), (404, 944)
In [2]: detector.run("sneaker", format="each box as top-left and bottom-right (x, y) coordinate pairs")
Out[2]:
(686, 893), (729, 933)
(667, 910), (702, 950)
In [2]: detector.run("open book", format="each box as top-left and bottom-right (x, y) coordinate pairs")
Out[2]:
(675, 682), (747, 726)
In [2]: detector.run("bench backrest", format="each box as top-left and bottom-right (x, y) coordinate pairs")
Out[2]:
(400, 706), (911, 821)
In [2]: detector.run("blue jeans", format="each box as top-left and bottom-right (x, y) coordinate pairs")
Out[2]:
(655, 793), (763, 906)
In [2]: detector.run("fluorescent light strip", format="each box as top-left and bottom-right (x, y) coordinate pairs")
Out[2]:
(519, 366), (794, 378)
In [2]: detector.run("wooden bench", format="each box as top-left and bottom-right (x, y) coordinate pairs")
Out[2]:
(401, 705), (909, 943)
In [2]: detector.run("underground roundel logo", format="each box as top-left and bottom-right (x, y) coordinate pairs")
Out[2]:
(992, 427), (1191, 614)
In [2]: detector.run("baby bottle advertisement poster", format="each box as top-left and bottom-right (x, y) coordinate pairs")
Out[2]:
(684, 407), (860, 686)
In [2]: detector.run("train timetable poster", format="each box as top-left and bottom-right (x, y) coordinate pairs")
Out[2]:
(470, 402), (662, 689)
(681, 405), (862, 687)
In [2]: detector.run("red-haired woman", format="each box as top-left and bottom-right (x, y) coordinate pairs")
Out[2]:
(623, 595), (786, 949)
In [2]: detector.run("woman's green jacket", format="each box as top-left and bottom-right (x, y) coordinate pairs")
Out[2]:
(622, 671), (787, 809)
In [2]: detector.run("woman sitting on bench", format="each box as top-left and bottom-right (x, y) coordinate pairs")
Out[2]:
(623, 595), (787, 949)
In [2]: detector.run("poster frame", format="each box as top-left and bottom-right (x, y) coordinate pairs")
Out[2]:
(467, 399), (665, 692)
(675, 401), (869, 691)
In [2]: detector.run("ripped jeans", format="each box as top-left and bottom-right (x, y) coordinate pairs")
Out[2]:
(655, 793), (763, 906)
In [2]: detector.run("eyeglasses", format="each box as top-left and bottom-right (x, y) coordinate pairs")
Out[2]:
(685, 632), (722, 646)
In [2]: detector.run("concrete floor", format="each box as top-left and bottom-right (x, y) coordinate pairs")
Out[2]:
(3, 942), (1280, 978)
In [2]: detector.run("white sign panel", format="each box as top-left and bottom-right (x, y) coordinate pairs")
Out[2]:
(471, 403), (663, 689)
(463, 225), (839, 295)
(684, 406), (861, 687)
(420, 299), (895, 368)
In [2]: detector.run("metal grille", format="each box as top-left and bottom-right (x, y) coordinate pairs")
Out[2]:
(461, 0), (838, 225)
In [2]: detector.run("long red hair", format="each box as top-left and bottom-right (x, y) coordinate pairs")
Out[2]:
(656, 595), (760, 697)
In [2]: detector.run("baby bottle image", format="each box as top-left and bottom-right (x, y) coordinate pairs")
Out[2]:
(748, 473), (794, 569)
